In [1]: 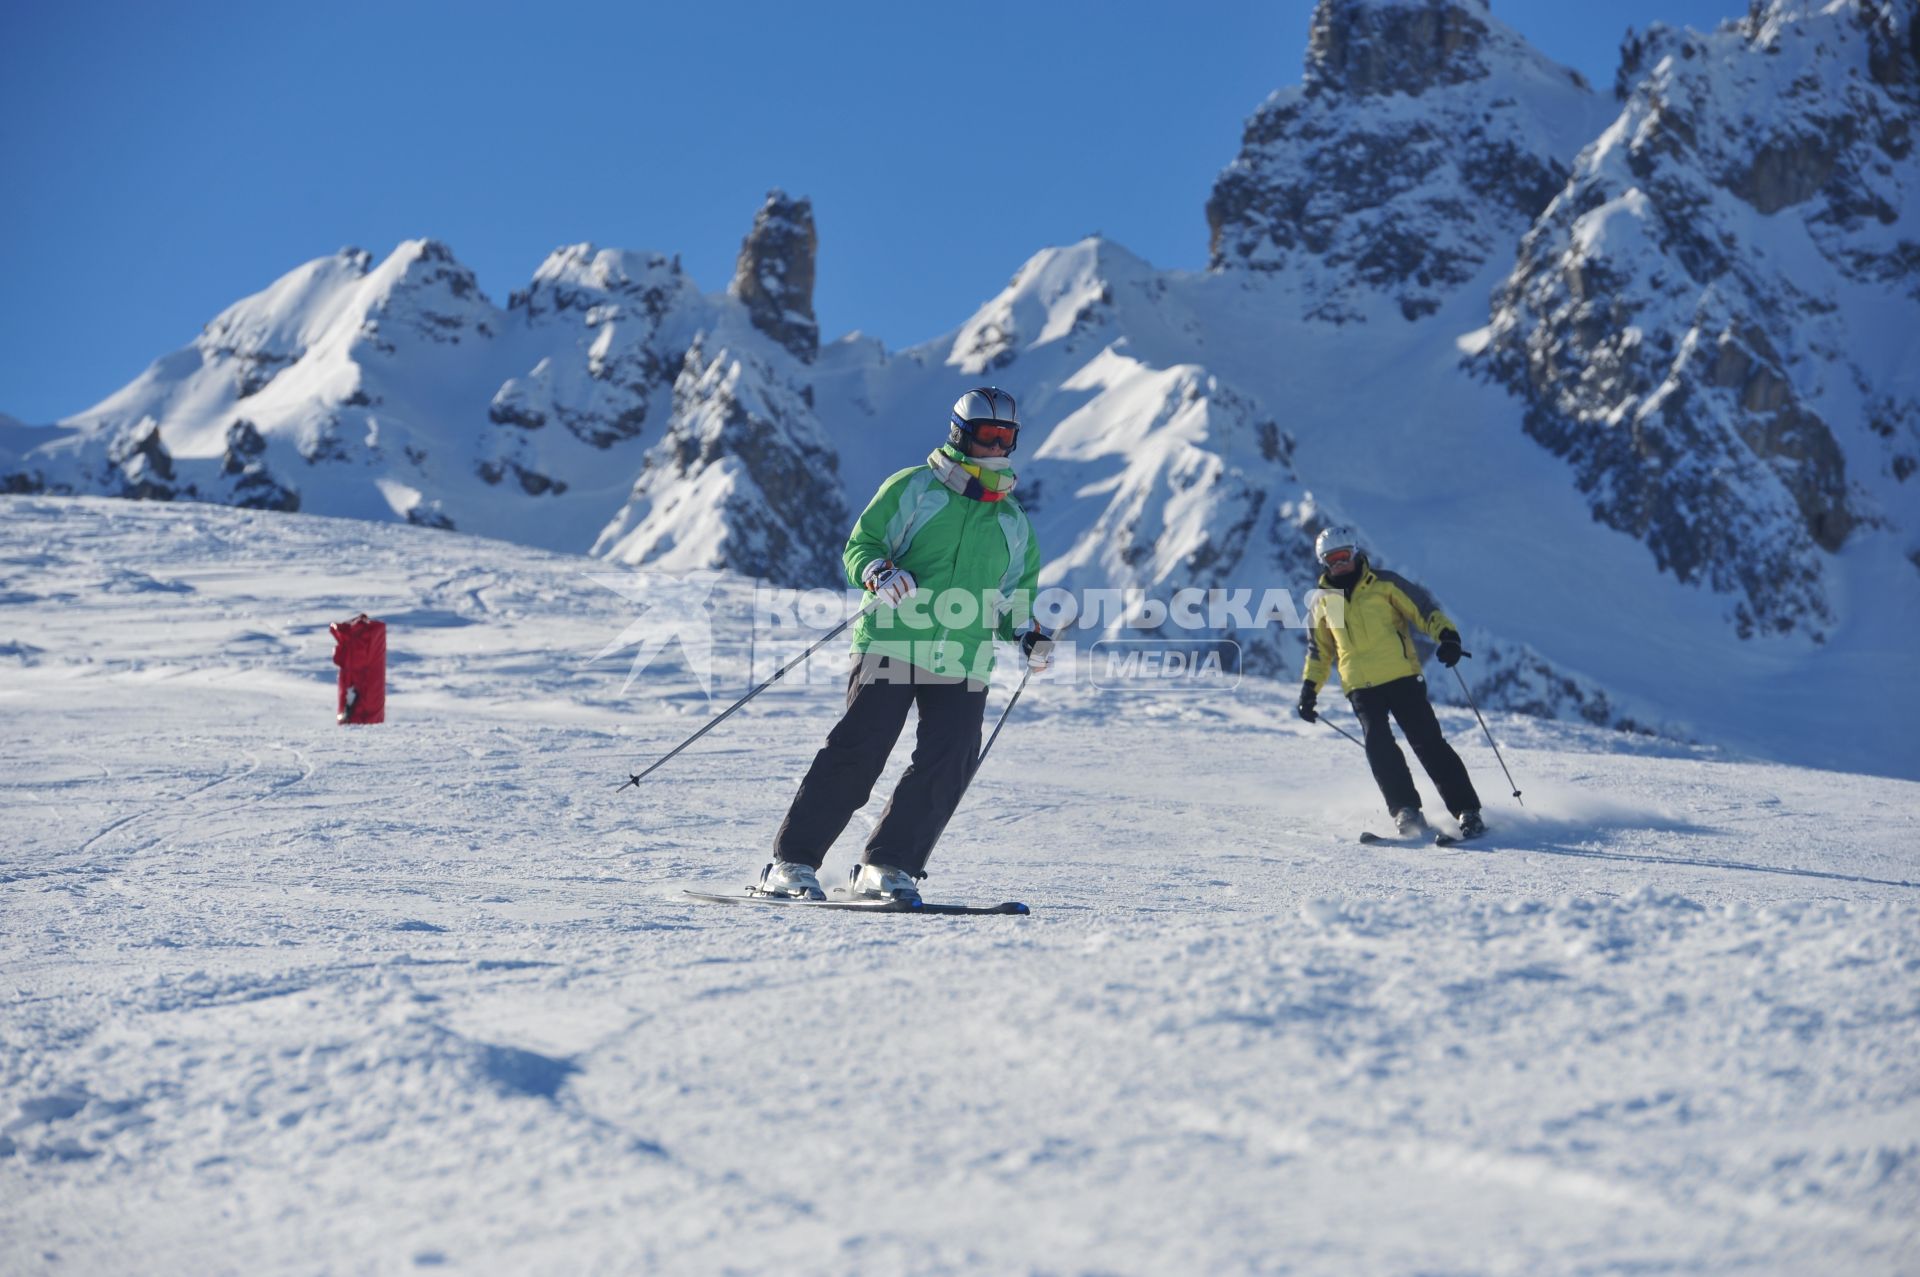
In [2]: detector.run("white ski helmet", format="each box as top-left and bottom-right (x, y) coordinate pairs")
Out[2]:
(949, 386), (1020, 453)
(1314, 525), (1363, 569)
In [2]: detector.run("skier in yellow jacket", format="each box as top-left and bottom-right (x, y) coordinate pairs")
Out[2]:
(1297, 526), (1485, 840)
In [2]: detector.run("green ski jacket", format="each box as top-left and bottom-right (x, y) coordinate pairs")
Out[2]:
(843, 446), (1042, 683)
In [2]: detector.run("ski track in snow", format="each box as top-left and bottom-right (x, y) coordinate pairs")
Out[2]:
(2, 496), (1918, 1275)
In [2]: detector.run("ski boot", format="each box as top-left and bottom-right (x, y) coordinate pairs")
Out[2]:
(757, 860), (826, 901)
(1457, 810), (1487, 840)
(850, 862), (921, 905)
(1392, 807), (1429, 838)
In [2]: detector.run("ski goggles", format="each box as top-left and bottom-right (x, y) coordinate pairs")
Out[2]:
(1320, 547), (1357, 571)
(961, 421), (1019, 448)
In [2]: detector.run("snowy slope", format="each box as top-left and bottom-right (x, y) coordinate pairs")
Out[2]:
(3, 496), (1918, 1274)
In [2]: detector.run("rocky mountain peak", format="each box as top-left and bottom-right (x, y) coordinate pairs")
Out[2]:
(946, 237), (1165, 375)
(1614, 22), (1683, 100)
(517, 245), (686, 306)
(1208, 0), (1602, 321)
(728, 190), (819, 364)
(508, 245), (694, 338)
(1856, 0), (1920, 89)
(1474, 0), (1919, 642)
(361, 239), (486, 306)
(486, 245), (698, 452)
(358, 239), (494, 345)
(593, 337), (847, 584)
(1303, 0), (1495, 97)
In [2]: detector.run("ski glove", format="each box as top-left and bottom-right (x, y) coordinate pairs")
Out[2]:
(1436, 629), (1466, 668)
(1296, 681), (1318, 723)
(1019, 625), (1055, 672)
(861, 559), (917, 607)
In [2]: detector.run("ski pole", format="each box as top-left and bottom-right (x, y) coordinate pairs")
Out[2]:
(1452, 665), (1523, 805)
(968, 617), (1065, 784)
(922, 619), (1066, 860)
(974, 665), (1032, 776)
(1319, 716), (1365, 750)
(616, 597), (878, 791)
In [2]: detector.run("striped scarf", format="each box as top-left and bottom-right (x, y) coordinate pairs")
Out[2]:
(927, 445), (1017, 503)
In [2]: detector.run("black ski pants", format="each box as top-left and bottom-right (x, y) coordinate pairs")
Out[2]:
(773, 652), (988, 878)
(1347, 674), (1481, 817)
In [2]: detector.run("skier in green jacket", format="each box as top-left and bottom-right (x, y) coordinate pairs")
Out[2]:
(757, 387), (1051, 903)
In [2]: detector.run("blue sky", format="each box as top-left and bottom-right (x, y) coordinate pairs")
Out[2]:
(2, 0), (1744, 424)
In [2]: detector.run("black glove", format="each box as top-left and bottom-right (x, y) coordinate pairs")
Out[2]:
(1019, 625), (1055, 671)
(1436, 630), (1465, 668)
(1296, 681), (1318, 723)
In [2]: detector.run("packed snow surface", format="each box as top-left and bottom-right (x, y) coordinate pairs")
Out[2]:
(3, 497), (1917, 1274)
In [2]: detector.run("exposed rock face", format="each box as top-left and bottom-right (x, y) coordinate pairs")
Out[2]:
(218, 419), (300, 512)
(1, 413), (300, 514)
(104, 420), (179, 501)
(356, 240), (495, 350)
(2, 416), (192, 502)
(1613, 23), (1686, 100)
(729, 190), (819, 363)
(593, 339), (847, 585)
(493, 246), (698, 450)
(1475, 0), (1920, 640)
(1303, 0), (1493, 95)
(1207, 0), (1605, 322)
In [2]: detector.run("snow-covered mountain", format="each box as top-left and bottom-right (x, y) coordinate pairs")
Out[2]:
(0, 192), (843, 581)
(1474, 0), (1920, 643)
(1207, 0), (1612, 323)
(5, 0), (1916, 776)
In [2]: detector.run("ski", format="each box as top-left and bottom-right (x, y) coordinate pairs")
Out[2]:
(684, 888), (1030, 916)
(1357, 830), (1424, 846)
(1360, 829), (1486, 848)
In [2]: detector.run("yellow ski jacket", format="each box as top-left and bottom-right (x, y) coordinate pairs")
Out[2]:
(1302, 562), (1459, 693)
